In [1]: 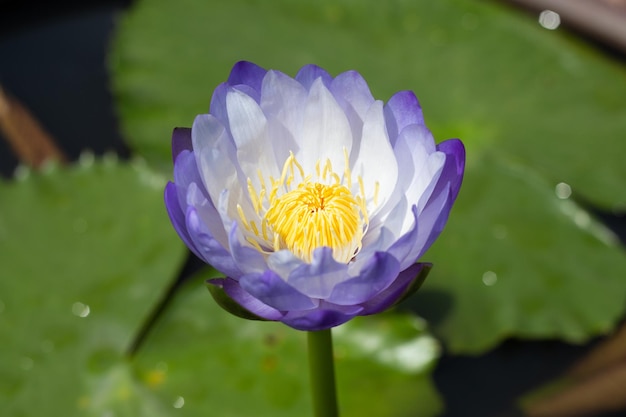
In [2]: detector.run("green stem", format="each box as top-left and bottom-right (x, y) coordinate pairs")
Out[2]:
(307, 329), (339, 417)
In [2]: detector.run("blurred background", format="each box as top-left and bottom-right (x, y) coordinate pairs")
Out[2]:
(1, 0), (626, 416)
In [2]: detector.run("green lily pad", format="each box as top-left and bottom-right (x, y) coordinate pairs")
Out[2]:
(109, 0), (626, 353)
(411, 155), (626, 353)
(0, 159), (186, 416)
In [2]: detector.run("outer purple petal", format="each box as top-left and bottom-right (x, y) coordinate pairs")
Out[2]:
(166, 146), (237, 274)
(227, 61), (267, 93)
(171, 128), (192, 163)
(359, 263), (427, 315)
(186, 206), (241, 278)
(318, 301), (364, 315)
(287, 247), (348, 299)
(239, 270), (317, 311)
(387, 205), (419, 266)
(415, 185), (455, 260)
(281, 308), (356, 331)
(173, 149), (204, 203)
(212, 278), (284, 321)
(174, 149), (231, 249)
(435, 138), (466, 203)
(295, 64), (333, 90)
(384, 90), (424, 146)
(164, 182), (201, 257)
(387, 133), (462, 269)
(395, 184), (452, 270)
(328, 252), (400, 305)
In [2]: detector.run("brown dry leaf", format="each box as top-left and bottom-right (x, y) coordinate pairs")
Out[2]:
(523, 322), (626, 416)
(0, 86), (66, 169)
(525, 364), (626, 417)
(568, 321), (626, 379)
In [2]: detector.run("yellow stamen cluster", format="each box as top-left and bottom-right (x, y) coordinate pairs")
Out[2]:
(237, 151), (372, 263)
(265, 182), (362, 263)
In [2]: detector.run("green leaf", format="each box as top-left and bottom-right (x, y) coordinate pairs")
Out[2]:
(415, 155), (626, 353)
(109, 0), (626, 353)
(0, 159), (186, 416)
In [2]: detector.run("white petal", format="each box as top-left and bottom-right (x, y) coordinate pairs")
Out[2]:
(192, 114), (252, 228)
(260, 70), (308, 166)
(267, 250), (304, 280)
(330, 71), (374, 121)
(391, 124), (443, 232)
(416, 152), (446, 213)
(366, 125), (414, 230)
(261, 71), (307, 137)
(295, 78), (353, 175)
(192, 114), (237, 206)
(349, 225), (399, 274)
(399, 151), (445, 235)
(330, 71), (375, 141)
(351, 100), (398, 212)
(226, 89), (280, 187)
(366, 195), (408, 248)
(186, 182), (229, 249)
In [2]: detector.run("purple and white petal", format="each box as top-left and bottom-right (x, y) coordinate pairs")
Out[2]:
(330, 70), (375, 138)
(185, 205), (241, 278)
(281, 308), (357, 331)
(239, 270), (318, 311)
(351, 100), (398, 212)
(383, 90), (425, 146)
(171, 127), (192, 163)
(287, 247), (349, 299)
(328, 252), (400, 305)
(227, 61), (267, 93)
(359, 262), (427, 315)
(213, 278), (285, 321)
(295, 64), (333, 90)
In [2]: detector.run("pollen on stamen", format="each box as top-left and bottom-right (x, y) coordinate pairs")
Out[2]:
(356, 195), (369, 224)
(358, 177), (366, 203)
(246, 236), (265, 253)
(374, 181), (380, 206)
(256, 170), (268, 204)
(273, 233), (281, 252)
(261, 219), (269, 240)
(237, 204), (251, 231)
(269, 179), (279, 204)
(322, 159), (332, 181)
(343, 148), (352, 188)
(250, 220), (259, 236)
(291, 154), (305, 178)
(247, 178), (261, 213)
(279, 154), (292, 185)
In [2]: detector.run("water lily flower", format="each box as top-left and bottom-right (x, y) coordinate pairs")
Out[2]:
(165, 61), (464, 331)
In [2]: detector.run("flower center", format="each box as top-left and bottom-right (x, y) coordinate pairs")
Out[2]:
(237, 151), (370, 263)
(264, 182), (362, 263)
